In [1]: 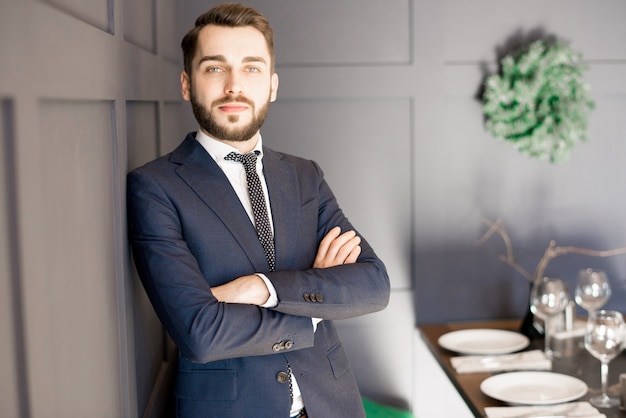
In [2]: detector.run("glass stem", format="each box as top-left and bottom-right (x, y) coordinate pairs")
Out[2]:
(600, 360), (609, 398)
(544, 316), (552, 356)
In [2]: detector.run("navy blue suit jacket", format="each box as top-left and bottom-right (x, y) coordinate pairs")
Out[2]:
(127, 133), (390, 418)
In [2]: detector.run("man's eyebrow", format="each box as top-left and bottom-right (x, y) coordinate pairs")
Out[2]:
(242, 56), (267, 65)
(197, 55), (226, 68)
(196, 55), (267, 68)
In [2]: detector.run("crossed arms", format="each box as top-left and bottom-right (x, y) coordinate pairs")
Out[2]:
(211, 226), (362, 305)
(127, 152), (389, 363)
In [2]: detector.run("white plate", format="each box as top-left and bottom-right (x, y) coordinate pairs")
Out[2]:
(437, 329), (529, 355)
(480, 371), (588, 405)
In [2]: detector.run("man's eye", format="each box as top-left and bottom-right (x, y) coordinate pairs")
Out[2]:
(206, 67), (222, 73)
(246, 67), (261, 73)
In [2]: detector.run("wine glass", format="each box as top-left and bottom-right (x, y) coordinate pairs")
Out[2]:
(575, 269), (611, 314)
(530, 277), (570, 358)
(584, 310), (625, 408)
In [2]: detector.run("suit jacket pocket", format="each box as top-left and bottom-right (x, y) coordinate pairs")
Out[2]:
(175, 369), (237, 401)
(327, 343), (350, 379)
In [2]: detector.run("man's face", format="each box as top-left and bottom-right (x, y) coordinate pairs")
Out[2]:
(181, 25), (278, 143)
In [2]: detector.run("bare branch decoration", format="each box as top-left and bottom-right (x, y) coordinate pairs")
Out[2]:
(477, 217), (626, 282)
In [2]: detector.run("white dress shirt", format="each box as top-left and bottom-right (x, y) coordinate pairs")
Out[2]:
(195, 130), (305, 416)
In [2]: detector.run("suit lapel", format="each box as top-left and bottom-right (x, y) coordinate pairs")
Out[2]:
(262, 147), (300, 271)
(170, 134), (269, 271)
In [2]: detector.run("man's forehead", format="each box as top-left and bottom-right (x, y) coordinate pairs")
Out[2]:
(195, 24), (271, 61)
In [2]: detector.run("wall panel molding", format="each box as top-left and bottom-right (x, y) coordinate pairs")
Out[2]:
(39, 0), (113, 33)
(124, 0), (156, 52)
(0, 98), (29, 418)
(1, 1), (183, 416)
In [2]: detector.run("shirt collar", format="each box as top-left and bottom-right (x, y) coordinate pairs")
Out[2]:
(195, 129), (264, 162)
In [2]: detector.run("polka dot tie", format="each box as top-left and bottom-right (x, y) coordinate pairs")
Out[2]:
(224, 151), (275, 271)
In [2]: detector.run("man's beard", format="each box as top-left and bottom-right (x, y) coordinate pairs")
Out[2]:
(190, 90), (271, 142)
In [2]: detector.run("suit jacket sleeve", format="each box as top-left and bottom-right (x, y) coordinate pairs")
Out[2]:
(264, 156), (390, 320)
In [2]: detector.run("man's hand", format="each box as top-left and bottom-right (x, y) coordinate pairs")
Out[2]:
(211, 275), (270, 305)
(314, 226), (361, 268)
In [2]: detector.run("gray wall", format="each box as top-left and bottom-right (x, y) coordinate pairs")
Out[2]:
(2, 0), (625, 417)
(1, 0), (182, 417)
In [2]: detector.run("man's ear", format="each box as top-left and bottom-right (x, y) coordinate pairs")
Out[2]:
(181, 71), (191, 101)
(270, 73), (279, 102)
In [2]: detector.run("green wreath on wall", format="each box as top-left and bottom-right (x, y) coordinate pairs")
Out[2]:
(482, 40), (595, 164)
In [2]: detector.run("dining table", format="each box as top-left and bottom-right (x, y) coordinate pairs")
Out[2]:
(418, 318), (626, 418)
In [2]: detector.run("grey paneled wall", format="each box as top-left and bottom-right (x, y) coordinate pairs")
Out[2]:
(161, 102), (185, 154)
(42, 0), (112, 32)
(268, 1), (410, 66)
(442, 0), (626, 62)
(0, 0), (181, 417)
(2, 0), (621, 416)
(35, 99), (120, 416)
(124, 0), (156, 52)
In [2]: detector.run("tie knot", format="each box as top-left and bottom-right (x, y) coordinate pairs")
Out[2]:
(225, 151), (258, 168)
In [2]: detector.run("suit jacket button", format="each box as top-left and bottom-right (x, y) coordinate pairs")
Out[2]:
(276, 371), (289, 384)
(272, 343), (281, 352)
(303, 293), (311, 302)
(315, 294), (324, 303)
(285, 340), (293, 349)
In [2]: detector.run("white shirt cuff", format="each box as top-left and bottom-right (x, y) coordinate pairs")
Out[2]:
(312, 317), (322, 332)
(256, 273), (278, 308)
(256, 274), (322, 332)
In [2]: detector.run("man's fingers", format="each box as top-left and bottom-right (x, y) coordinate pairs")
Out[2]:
(332, 235), (360, 263)
(316, 226), (342, 260)
(314, 227), (361, 268)
(324, 230), (356, 259)
(343, 243), (362, 264)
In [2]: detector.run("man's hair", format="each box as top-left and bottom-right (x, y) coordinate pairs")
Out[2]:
(181, 3), (275, 77)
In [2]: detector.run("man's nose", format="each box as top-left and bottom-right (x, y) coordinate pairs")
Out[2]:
(225, 72), (243, 95)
